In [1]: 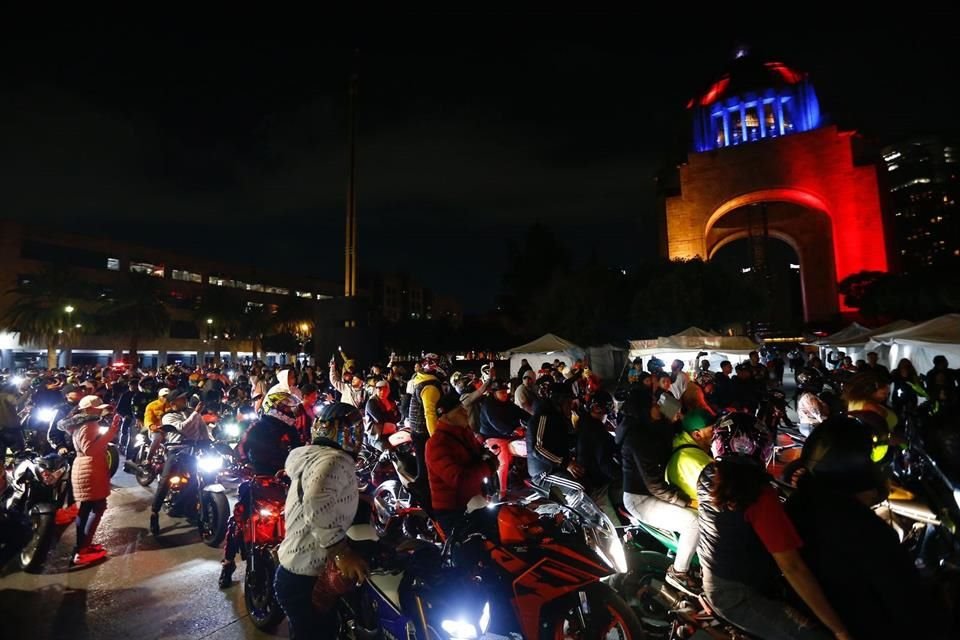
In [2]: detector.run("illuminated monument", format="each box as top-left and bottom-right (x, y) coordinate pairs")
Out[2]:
(664, 50), (888, 321)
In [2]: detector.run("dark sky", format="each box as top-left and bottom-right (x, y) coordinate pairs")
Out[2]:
(2, 15), (958, 311)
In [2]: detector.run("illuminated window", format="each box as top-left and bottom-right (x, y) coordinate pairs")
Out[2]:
(244, 301), (264, 313)
(729, 107), (743, 145)
(107, 258), (120, 271)
(763, 102), (777, 138)
(316, 293), (332, 300)
(712, 113), (726, 147)
(780, 97), (794, 132)
(744, 105), (760, 142)
(295, 291), (314, 299)
(131, 261), (164, 278)
(209, 275), (236, 288)
(171, 269), (202, 283)
(264, 286), (290, 296)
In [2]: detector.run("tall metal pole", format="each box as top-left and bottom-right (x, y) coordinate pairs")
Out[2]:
(344, 50), (359, 298)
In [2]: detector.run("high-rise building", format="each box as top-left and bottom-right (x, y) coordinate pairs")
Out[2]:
(880, 137), (960, 272)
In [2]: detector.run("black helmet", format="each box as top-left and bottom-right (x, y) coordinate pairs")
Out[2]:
(796, 368), (824, 392)
(312, 402), (364, 455)
(799, 416), (887, 496)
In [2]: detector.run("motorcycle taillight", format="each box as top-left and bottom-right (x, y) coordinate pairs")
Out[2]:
(251, 499), (285, 544)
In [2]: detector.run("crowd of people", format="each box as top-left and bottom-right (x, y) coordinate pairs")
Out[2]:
(1, 343), (958, 639)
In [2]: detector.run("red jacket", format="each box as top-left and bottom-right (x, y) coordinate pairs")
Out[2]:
(426, 420), (490, 513)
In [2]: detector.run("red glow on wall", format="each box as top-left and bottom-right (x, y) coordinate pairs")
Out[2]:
(691, 76), (730, 108)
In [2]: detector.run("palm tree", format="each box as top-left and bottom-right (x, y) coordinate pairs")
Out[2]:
(272, 299), (315, 361)
(99, 273), (171, 366)
(2, 266), (87, 369)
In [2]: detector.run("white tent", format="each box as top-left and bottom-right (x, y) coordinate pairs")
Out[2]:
(828, 320), (914, 363)
(505, 333), (585, 378)
(628, 330), (759, 372)
(811, 323), (872, 347)
(866, 314), (960, 373)
(585, 344), (627, 382)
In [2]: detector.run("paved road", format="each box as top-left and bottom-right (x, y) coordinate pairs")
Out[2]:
(1, 467), (287, 640)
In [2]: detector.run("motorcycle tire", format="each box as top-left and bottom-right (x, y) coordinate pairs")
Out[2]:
(244, 547), (285, 630)
(371, 480), (402, 539)
(106, 443), (120, 478)
(134, 447), (157, 487)
(20, 506), (56, 574)
(541, 582), (645, 640)
(200, 491), (230, 548)
(609, 551), (675, 636)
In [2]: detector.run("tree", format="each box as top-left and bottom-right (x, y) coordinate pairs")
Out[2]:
(840, 269), (960, 321)
(99, 273), (171, 366)
(194, 288), (245, 366)
(2, 266), (87, 369)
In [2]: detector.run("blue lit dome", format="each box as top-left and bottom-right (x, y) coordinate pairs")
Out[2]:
(689, 52), (821, 152)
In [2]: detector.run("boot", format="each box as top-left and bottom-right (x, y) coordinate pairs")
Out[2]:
(218, 560), (236, 588)
(149, 512), (160, 537)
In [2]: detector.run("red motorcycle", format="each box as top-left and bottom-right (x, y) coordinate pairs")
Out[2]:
(447, 489), (643, 639)
(237, 471), (287, 631)
(482, 426), (529, 499)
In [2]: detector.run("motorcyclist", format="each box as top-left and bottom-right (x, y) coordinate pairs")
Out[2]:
(0, 467), (31, 573)
(621, 400), (700, 595)
(697, 413), (849, 639)
(149, 391), (213, 536)
(275, 402), (369, 640)
(526, 382), (584, 495)
(575, 396), (620, 522)
(46, 385), (83, 453)
(364, 380), (402, 450)
(796, 368), (830, 437)
(406, 353), (445, 489)
(665, 408), (714, 503)
(479, 381), (530, 439)
(786, 416), (946, 639)
(219, 392), (303, 588)
(141, 387), (171, 464)
(425, 394), (497, 536)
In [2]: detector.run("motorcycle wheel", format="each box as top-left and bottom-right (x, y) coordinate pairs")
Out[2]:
(106, 443), (120, 478)
(244, 547), (284, 630)
(371, 480), (401, 538)
(609, 551), (674, 637)
(542, 582), (645, 640)
(21, 506), (56, 573)
(199, 491), (229, 547)
(134, 447), (157, 487)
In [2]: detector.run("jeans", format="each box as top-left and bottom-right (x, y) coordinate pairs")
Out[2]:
(75, 499), (107, 551)
(119, 415), (136, 457)
(274, 565), (337, 640)
(223, 481), (251, 563)
(152, 449), (184, 513)
(704, 573), (831, 639)
(623, 492), (699, 572)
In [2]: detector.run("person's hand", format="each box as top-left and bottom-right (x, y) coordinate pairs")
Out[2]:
(334, 546), (369, 584)
(567, 462), (585, 479)
(194, 402), (205, 414)
(57, 447), (70, 456)
(111, 413), (123, 428)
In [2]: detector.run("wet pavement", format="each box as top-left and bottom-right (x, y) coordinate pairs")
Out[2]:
(1, 469), (287, 640)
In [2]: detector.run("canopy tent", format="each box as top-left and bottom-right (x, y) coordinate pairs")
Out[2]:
(585, 344), (627, 382)
(810, 323), (872, 347)
(825, 320), (915, 363)
(865, 314), (960, 373)
(628, 330), (759, 372)
(505, 333), (585, 378)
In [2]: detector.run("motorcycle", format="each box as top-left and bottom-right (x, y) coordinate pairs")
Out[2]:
(127, 429), (166, 487)
(155, 432), (230, 547)
(4, 450), (70, 572)
(237, 470), (288, 630)
(97, 425), (121, 478)
(369, 429), (437, 542)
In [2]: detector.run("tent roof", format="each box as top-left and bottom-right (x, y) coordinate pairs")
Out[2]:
(870, 314), (960, 345)
(672, 326), (719, 338)
(831, 320), (914, 347)
(815, 322), (871, 346)
(505, 333), (582, 355)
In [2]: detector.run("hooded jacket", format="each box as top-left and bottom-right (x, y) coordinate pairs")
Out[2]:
(408, 372), (442, 436)
(267, 369), (303, 400)
(59, 413), (120, 503)
(277, 444), (358, 576)
(329, 363), (367, 408)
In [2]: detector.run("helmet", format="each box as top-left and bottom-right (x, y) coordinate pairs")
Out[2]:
(646, 357), (665, 374)
(312, 402), (364, 455)
(262, 392), (302, 427)
(421, 353), (445, 377)
(796, 368), (824, 393)
(694, 370), (716, 388)
(800, 416), (887, 495)
(588, 389), (613, 413)
(710, 412), (773, 466)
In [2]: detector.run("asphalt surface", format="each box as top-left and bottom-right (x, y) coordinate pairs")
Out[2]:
(1, 466), (288, 640)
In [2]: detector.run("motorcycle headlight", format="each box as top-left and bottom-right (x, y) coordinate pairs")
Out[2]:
(583, 512), (628, 574)
(11, 375), (24, 386)
(37, 407), (58, 423)
(198, 455), (223, 473)
(98, 426), (109, 435)
(241, 412), (256, 421)
(134, 433), (146, 447)
(223, 422), (241, 438)
(440, 619), (477, 640)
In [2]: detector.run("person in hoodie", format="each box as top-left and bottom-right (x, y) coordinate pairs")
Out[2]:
(328, 358), (367, 409)
(479, 380), (530, 439)
(219, 392), (302, 588)
(275, 402), (369, 640)
(267, 368), (303, 401)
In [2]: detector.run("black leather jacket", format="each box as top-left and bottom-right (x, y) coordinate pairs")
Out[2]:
(620, 415), (689, 507)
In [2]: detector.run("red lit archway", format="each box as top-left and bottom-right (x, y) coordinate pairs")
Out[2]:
(664, 125), (888, 321)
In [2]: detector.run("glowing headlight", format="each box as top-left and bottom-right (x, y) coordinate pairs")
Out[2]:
(11, 375), (24, 386)
(953, 488), (960, 513)
(479, 602), (490, 635)
(241, 412), (256, 421)
(99, 426), (109, 435)
(37, 407), (58, 423)
(134, 434), (146, 447)
(440, 619), (477, 640)
(198, 456), (223, 473)
(223, 422), (241, 438)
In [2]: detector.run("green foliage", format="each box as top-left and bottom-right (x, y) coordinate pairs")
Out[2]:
(98, 273), (171, 363)
(840, 269), (960, 321)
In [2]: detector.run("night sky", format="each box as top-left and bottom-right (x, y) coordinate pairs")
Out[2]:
(2, 16), (958, 311)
